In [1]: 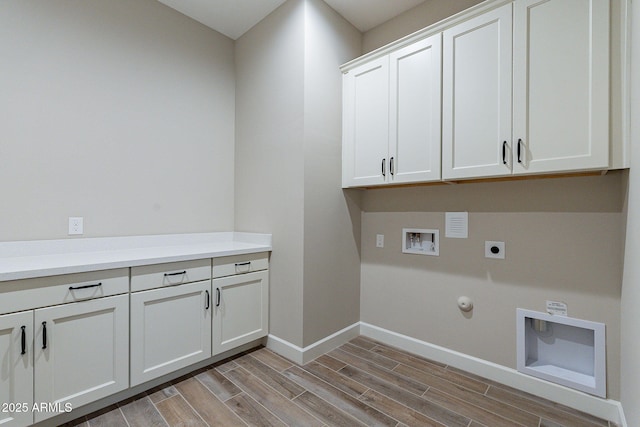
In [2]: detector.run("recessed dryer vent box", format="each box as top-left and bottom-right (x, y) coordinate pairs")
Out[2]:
(402, 228), (439, 256)
(516, 309), (606, 397)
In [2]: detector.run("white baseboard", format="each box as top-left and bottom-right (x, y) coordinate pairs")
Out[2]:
(360, 322), (626, 426)
(266, 322), (360, 365)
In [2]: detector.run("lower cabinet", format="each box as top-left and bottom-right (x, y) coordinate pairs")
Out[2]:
(0, 254), (268, 426)
(0, 311), (33, 427)
(33, 294), (129, 423)
(213, 270), (269, 354)
(130, 280), (212, 386)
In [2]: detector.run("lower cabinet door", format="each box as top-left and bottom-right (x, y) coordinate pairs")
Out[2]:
(213, 270), (269, 355)
(130, 280), (212, 386)
(33, 294), (129, 423)
(0, 311), (33, 427)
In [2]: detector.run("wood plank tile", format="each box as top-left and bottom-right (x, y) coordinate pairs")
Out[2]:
(174, 377), (246, 426)
(370, 344), (447, 368)
(225, 393), (287, 427)
(283, 365), (397, 427)
(370, 344), (489, 394)
(337, 365), (469, 427)
(224, 365), (323, 427)
(216, 359), (239, 373)
(70, 338), (614, 427)
(540, 419), (565, 427)
(394, 364), (539, 426)
(423, 386), (534, 427)
(484, 381), (609, 427)
(349, 336), (378, 350)
(86, 406), (129, 427)
(249, 348), (295, 372)
(329, 348), (427, 396)
(359, 389), (448, 427)
(195, 367), (242, 401)
(146, 385), (179, 404)
(60, 419), (88, 427)
(293, 391), (368, 427)
(119, 396), (168, 427)
(314, 354), (347, 371)
(303, 360), (369, 398)
(154, 394), (206, 427)
(338, 343), (399, 370)
(236, 354), (306, 399)
(486, 386), (608, 427)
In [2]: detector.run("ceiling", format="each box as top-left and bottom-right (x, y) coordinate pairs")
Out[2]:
(156, 0), (427, 40)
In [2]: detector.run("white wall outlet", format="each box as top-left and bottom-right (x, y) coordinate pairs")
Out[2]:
(376, 234), (384, 248)
(69, 217), (84, 235)
(485, 241), (505, 259)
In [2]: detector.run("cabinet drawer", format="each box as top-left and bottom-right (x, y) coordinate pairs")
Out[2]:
(212, 253), (269, 278)
(0, 268), (129, 315)
(131, 259), (211, 292)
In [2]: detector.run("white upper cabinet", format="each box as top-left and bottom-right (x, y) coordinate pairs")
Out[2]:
(442, 5), (513, 180)
(512, 0), (609, 174)
(389, 35), (442, 184)
(442, 0), (609, 180)
(344, 0), (615, 185)
(342, 56), (389, 187)
(342, 33), (442, 187)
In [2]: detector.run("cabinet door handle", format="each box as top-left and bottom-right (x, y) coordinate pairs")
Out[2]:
(69, 282), (102, 291)
(164, 271), (186, 277)
(216, 288), (221, 307)
(502, 141), (507, 165)
(21, 326), (26, 355)
(205, 290), (210, 310)
(42, 321), (47, 350)
(381, 158), (386, 177)
(517, 139), (523, 163)
(390, 157), (394, 176)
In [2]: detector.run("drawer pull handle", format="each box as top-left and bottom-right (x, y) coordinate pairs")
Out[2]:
(205, 290), (210, 310)
(21, 326), (26, 355)
(69, 282), (102, 291)
(164, 271), (187, 277)
(216, 288), (221, 307)
(42, 322), (47, 350)
(235, 262), (251, 267)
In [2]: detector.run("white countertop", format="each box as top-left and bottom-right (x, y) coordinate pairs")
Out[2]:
(0, 232), (272, 282)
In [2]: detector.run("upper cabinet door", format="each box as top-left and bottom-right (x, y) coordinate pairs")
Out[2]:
(513, 0), (609, 174)
(342, 57), (389, 187)
(388, 34), (442, 184)
(442, 4), (513, 180)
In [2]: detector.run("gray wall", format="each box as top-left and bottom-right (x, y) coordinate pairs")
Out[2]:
(362, 0), (484, 53)
(302, 0), (362, 346)
(360, 174), (623, 399)
(235, 0), (362, 348)
(235, 0), (306, 346)
(620, 0), (640, 422)
(0, 0), (236, 241)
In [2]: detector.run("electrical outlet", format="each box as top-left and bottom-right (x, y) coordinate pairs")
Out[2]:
(69, 217), (84, 235)
(485, 241), (505, 259)
(376, 234), (384, 248)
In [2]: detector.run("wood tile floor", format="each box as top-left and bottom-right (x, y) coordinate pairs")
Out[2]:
(66, 336), (613, 427)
